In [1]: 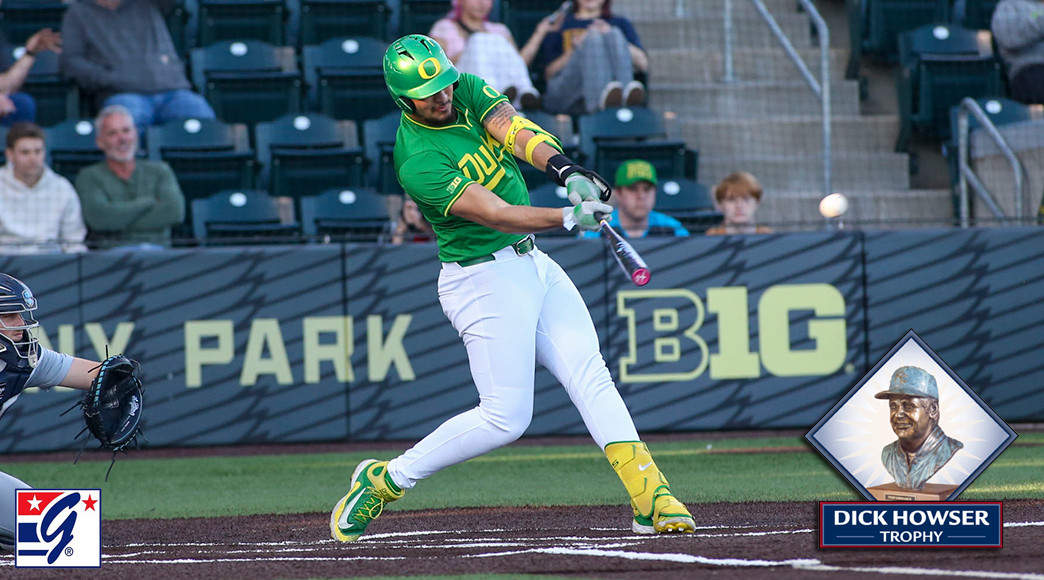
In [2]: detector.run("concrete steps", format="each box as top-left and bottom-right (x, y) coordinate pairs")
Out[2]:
(649, 80), (861, 118)
(633, 14), (813, 51)
(761, 188), (955, 230)
(676, 115), (899, 157)
(647, 47), (848, 83)
(699, 151), (911, 191)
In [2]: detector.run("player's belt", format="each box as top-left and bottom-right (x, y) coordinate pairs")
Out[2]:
(456, 236), (535, 267)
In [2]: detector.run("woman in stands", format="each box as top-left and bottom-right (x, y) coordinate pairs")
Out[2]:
(429, 0), (543, 110)
(534, 0), (648, 114)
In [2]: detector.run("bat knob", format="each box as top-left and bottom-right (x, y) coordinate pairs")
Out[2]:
(631, 268), (651, 286)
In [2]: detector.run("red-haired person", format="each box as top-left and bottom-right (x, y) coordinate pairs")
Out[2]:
(705, 172), (773, 235)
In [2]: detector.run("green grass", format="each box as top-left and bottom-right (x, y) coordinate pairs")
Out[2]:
(4, 433), (1040, 520)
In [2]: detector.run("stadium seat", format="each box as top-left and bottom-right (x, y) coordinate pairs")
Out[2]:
(301, 36), (396, 123)
(254, 113), (365, 204)
(44, 119), (106, 183)
(147, 118), (256, 214)
(190, 40), (302, 125)
(19, 48), (79, 127)
(0, 0), (66, 46)
(577, 107), (696, 181)
(299, 0), (390, 46)
(895, 23), (1004, 151)
(845, 0), (950, 78)
(362, 110), (403, 194)
(399, 0), (448, 36)
(653, 178), (723, 233)
(942, 97), (1044, 214)
(299, 187), (391, 242)
(165, 0), (192, 58)
(198, 0), (288, 47)
(192, 189), (301, 246)
(0, 126), (7, 165)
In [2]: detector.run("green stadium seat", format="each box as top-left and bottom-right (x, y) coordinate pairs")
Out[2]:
(299, 187), (391, 242)
(362, 110), (403, 194)
(254, 113), (365, 205)
(299, 0), (390, 46)
(44, 119), (106, 183)
(147, 118), (256, 215)
(845, 0), (950, 78)
(165, 0), (192, 59)
(190, 40), (302, 125)
(399, 0), (449, 36)
(198, 0), (288, 47)
(302, 36), (397, 123)
(192, 189), (302, 246)
(0, 0), (66, 46)
(577, 107), (696, 181)
(895, 23), (1004, 151)
(19, 48), (79, 127)
(654, 178), (723, 233)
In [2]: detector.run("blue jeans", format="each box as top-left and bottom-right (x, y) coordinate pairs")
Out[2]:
(103, 89), (215, 129)
(1, 93), (36, 126)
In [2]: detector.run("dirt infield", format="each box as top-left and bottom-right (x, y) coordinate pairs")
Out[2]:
(5, 499), (1043, 580)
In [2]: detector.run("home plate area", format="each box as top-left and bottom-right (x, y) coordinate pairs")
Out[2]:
(6, 501), (1044, 580)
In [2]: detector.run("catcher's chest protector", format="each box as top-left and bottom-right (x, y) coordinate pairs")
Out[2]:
(0, 347), (35, 418)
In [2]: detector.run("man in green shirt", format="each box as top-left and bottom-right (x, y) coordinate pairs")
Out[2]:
(75, 105), (185, 249)
(330, 34), (695, 543)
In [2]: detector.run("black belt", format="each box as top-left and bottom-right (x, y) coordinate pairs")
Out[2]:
(456, 236), (535, 267)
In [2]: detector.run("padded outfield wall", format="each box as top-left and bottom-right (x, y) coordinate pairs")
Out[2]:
(1, 228), (1042, 453)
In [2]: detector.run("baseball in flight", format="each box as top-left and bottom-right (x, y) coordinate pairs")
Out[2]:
(819, 193), (849, 218)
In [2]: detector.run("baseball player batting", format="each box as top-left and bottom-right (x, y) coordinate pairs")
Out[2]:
(330, 34), (695, 542)
(0, 273), (124, 551)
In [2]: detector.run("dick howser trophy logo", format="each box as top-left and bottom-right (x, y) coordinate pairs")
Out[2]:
(15, 489), (101, 568)
(806, 330), (1017, 548)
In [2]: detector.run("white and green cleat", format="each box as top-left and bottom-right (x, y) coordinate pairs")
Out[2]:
(330, 459), (404, 542)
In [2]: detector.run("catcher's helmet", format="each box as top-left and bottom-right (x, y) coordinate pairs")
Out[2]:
(383, 34), (460, 114)
(0, 273), (40, 361)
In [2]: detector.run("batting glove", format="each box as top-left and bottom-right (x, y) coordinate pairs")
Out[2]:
(546, 154), (612, 201)
(566, 174), (602, 205)
(563, 200), (613, 231)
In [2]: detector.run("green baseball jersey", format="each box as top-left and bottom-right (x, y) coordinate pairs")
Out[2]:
(393, 73), (530, 263)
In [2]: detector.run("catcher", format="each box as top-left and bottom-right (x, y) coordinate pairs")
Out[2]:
(0, 272), (143, 552)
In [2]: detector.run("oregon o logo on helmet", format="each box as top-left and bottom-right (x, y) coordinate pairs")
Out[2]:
(418, 57), (441, 79)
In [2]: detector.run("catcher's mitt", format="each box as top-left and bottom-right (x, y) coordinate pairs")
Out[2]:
(68, 354), (145, 480)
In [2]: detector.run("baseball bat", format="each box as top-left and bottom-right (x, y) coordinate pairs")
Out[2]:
(595, 213), (651, 286)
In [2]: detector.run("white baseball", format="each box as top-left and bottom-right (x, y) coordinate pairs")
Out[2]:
(819, 193), (849, 218)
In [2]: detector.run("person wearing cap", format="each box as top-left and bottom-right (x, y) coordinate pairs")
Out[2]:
(876, 366), (964, 490)
(582, 159), (689, 239)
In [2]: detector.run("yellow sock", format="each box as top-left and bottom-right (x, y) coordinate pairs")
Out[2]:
(605, 441), (669, 519)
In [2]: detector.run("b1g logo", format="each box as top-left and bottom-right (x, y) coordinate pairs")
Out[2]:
(616, 283), (847, 382)
(15, 489), (101, 568)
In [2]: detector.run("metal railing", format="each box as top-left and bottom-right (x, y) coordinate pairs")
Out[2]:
(726, 0), (832, 195)
(956, 98), (1026, 227)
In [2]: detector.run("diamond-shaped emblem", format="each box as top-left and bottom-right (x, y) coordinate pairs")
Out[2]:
(807, 330), (1017, 501)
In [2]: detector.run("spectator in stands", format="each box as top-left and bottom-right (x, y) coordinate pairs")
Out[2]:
(75, 105), (185, 250)
(0, 21), (63, 126)
(535, 0), (648, 114)
(392, 196), (436, 244)
(429, 0), (543, 110)
(705, 172), (773, 235)
(582, 159), (688, 239)
(59, 0), (215, 129)
(0, 122), (87, 254)
(991, 0), (1044, 105)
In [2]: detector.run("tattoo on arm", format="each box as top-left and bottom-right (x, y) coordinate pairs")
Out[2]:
(484, 101), (516, 135)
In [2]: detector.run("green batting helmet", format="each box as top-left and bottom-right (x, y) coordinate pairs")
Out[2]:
(384, 34), (460, 113)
